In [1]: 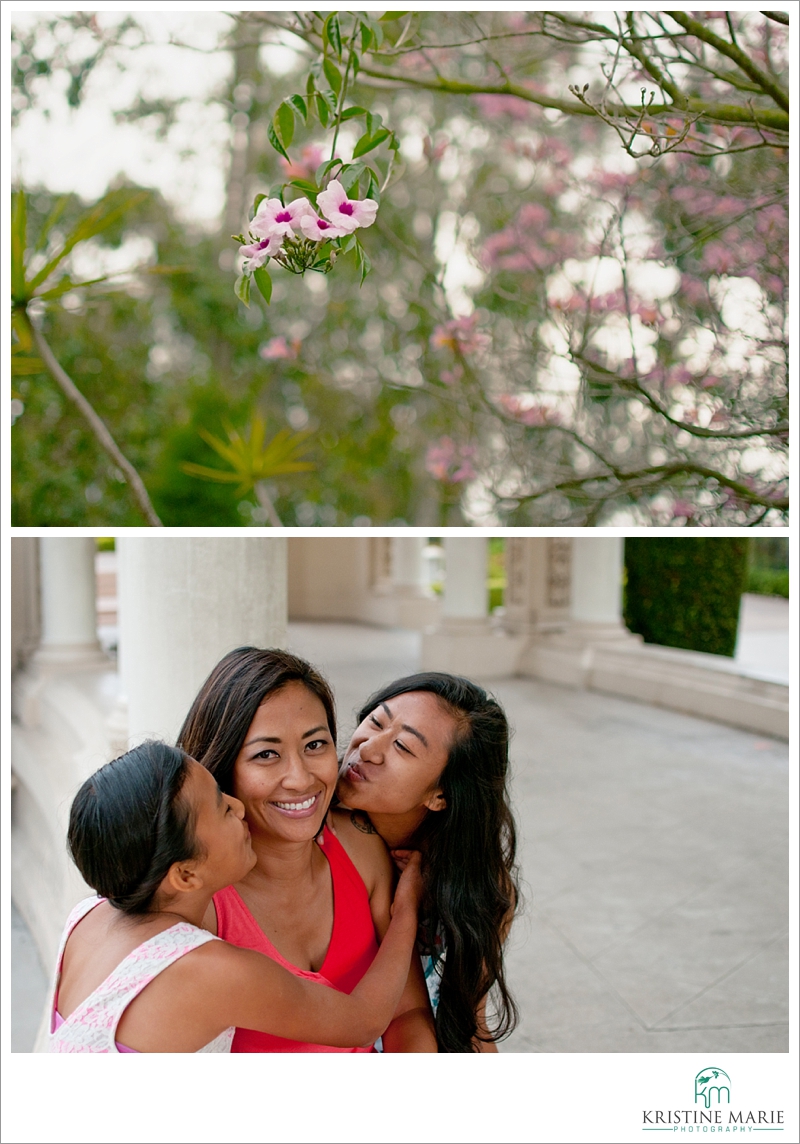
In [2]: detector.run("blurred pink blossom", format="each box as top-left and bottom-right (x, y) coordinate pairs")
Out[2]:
(425, 437), (477, 483)
(423, 135), (449, 163)
(439, 365), (464, 386)
(473, 93), (531, 121)
(671, 500), (696, 519)
(496, 394), (560, 426)
(702, 241), (737, 274)
(260, 336), (301, 361)
(430, 315), (489, 355)
(281, 145), (325, 183)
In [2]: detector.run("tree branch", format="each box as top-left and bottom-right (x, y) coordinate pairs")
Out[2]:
(30, 320), (163, 526)
(666, 11), (789, 112)
(352, 65), (788, 132)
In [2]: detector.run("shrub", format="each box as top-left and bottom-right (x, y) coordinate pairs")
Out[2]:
(624, 539), (749, 658)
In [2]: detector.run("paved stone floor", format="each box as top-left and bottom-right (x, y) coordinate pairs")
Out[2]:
(12, 616), (789, 1053)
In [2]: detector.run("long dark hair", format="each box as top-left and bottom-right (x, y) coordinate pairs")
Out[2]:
(67, 741), (198, 915)
(176, 647), (337, 794)
(356, 672), (519, 1053)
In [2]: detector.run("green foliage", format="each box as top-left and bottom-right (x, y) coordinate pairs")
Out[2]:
(624, 539), (749, 658)
(488, 538), (505, 611)
(746, 537), (789, 597)
(746, 566), (788, 598)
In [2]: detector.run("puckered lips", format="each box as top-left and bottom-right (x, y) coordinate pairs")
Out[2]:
(268, 790), (324, 818)
(341, 760), (367, 783)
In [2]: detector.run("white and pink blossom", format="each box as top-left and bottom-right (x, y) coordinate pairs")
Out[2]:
(240, 234), (283, 272)
(250, 196), (313, 240)
(298, 212), (349, 242)
(316, 179), (378, 233)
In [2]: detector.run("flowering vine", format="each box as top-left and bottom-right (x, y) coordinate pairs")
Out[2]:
(232, 12), (399, 306)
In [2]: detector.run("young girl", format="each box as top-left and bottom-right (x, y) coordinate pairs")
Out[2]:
(337, 672), (519, 1053)
(49, 741), (422, 1053)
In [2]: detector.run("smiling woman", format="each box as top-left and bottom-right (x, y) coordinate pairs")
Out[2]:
(177, 647), (438, 1053)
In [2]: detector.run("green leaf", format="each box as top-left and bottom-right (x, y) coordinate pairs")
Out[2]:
(267, 119), (290, 160)
(33, 194), (68, 254)
(306, 70), (317, 98)
(356, 242), (372, 285)
(316, 158), (343, 183)
(250, 193), (267, 220)
(360, 14), (384, 47)
(253, 266), (272, 305)
(322, 57), (342, 95)
(340, 162), (366, 192)
(339, 233), (357, 255)
(11, 190), (28, 302)
(365, 111), (383, 136)
(235, 273), (251, 307)
(366, 169), (381, 205)
(275, 102), (295, 150)
(28, 189), (149, 293)
(288, 178), (319, 194)
(380, 11), (409, 19)
(316, 93), (331, 128)
(268, 183), (285, 203)
(340, 105), (368, 121)
(360, 23), (373, 52)
(352, 129), (390, 158)
(323, 13), (342, 58)
(286, 93), (308, 123)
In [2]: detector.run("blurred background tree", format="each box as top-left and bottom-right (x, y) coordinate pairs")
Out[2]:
(11, 10), (789, 525)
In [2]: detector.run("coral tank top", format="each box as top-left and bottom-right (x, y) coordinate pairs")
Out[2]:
(214, 825), (379, 1052)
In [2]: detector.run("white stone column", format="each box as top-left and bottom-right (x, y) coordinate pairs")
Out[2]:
(118, 537), (287, 745)
(570, 537), (625, 630)
(391, 537), (429, 597)
(442, 538), (489, 627)
(33, 538), (106, 667)
(422, 538), (524, 679)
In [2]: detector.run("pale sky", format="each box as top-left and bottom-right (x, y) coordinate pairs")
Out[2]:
(11, 11), (242, 225)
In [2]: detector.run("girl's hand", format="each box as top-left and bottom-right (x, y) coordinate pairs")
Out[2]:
(389, 848), (415, 873)
(391, 850), (423, 915)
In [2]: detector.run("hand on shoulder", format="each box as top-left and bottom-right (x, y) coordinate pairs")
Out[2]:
(329, 807), (393, 901)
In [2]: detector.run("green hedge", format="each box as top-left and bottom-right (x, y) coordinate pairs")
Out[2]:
(746, 566), (789, 598)
(624, 539), (749, 658)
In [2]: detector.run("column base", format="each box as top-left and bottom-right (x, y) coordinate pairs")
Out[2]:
(519, 622), (641, 688)
(32, 642), (109, 669)
(421, 618), (527, 680)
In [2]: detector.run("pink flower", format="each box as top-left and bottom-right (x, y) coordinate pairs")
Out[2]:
(671, 500), (695, 519)
(430, 315), (489, 355)
(425, 437), (477, 483)
(439, 365), (463, 386)
(251, 196), (313, 241)
(240, 234), (284, 271)
(316, 179), (378, 233)
(496, 394), (560, 426)
(297, 211), (349, 241)
(281, 145), (325, 182)
(259, 336), (301, 361)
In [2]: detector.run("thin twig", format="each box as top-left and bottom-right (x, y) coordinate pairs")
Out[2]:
(31, 321), (163, 526)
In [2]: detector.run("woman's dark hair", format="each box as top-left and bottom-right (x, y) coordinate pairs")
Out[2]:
(356, 672), (519, 1053)
(67, 741), (198, 916)
(176, 647), (337, 795)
